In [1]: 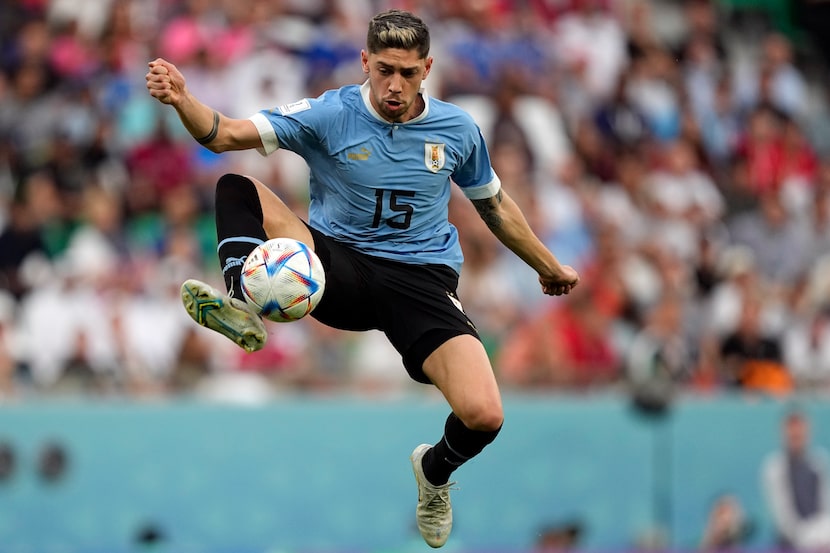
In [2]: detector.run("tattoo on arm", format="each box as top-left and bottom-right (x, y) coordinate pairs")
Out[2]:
(471, 190), (504, 230)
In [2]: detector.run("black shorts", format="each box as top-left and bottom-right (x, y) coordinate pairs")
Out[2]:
(306, 225), (480, 384)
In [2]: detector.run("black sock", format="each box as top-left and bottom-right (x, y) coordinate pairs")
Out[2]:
(214, 174), (268, 299)
(421, 413), (502, 486)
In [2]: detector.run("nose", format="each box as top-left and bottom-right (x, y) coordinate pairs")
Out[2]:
(388, 73), (404, 93)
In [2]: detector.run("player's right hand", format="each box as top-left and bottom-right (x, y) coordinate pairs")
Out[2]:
(539, 265), (580, 296)
(146, 58), (185, 106)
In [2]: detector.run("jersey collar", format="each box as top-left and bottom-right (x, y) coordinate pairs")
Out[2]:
(360, 80), (430, 124)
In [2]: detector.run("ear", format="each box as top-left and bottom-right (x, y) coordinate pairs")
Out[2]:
(423, 56), (433, 79)
(361, 50), (370, 74)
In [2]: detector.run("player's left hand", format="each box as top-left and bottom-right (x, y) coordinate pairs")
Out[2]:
(539, 265), (580, 296)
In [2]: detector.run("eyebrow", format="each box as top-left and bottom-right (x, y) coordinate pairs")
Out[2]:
(376, 61), (420, 73)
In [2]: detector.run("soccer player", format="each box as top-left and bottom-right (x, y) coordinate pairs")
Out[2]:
(146, 9), (579, 548)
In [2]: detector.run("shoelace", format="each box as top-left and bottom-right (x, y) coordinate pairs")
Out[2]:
(421, 482), (458, 522)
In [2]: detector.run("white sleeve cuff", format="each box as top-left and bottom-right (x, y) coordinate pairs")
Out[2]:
(461, 174), (502, 200)
(249, 112), (279, 156)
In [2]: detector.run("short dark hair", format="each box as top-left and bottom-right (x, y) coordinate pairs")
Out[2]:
(366, 10), (430, 59)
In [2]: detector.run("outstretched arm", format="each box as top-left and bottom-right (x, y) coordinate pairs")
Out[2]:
(145, 58), (262, 153)
(471, 188), (579, 296)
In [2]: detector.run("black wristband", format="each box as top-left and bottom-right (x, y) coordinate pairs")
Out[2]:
(195, 110), (219, 145)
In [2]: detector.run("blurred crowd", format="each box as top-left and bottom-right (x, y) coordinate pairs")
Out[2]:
(2, 0), (830, 402)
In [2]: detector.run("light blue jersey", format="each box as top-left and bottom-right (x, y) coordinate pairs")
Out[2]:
(249, 81), (501, 274)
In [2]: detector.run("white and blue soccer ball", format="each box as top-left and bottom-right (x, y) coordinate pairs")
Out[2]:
(240, 238), (325, 323)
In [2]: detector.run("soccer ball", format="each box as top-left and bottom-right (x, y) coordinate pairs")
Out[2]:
(240, 238), (326, 323)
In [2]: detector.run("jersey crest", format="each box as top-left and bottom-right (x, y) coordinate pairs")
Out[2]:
(425, 143), (445, 173)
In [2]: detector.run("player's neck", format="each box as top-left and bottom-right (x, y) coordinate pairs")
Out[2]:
(410, 93), (425, 120)
(396, 93), (424, 123)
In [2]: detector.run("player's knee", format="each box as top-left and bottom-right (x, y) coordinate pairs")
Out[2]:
(216, 173), (258, 206)
(459, 402), (504, 432)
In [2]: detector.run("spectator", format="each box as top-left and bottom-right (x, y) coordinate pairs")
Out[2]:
(594, 149), (653, 248)
(762, 409), (830, 551)
(782, 304), (830, 392)
(644, 138), (726, 261)
(61, 183), (130, 288)
(794, 176), (830, 265)
(696, 74), (742, 171)
(625, 45), (682, 143)
(703, 244), (775, 341)
(534, 154), (598, 271)
(569, 116), (619, 182)
(783, 115), (820, 179)
(779, 117), (820, 210)
(552, 0), (628, 106)
(675, 0), (728, 65)
(0, 198), (47, 299)
(728, 190), (808, 287)
(593, 72), (651, 153)
(736, 33), (808, 121)
(732, 104), (786, 196)
(700, 493), (752, 551)
(681, 30), (724, 129)
(626, 292), (698, 389)
(717, 295), (791, 394)
(124, 119), (195, 215)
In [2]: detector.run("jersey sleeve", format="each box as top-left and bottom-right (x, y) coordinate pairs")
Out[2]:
(248, 94), (337, 157)
(452, 125), (502, 200)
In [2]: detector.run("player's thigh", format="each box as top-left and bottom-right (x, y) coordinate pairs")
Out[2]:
(422, 334), (504, 431)
(246, 176), (315, 248)
(305, 227), (379, 332)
